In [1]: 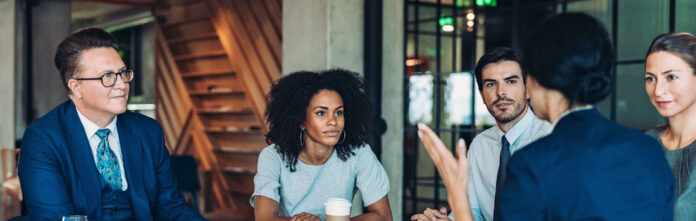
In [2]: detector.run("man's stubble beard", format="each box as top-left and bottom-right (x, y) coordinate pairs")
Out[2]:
(493, 100), (526, 123)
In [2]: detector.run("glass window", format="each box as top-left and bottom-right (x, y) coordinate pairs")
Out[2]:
(676, 0), (696, 34)
(408, 75), (434, 125)
(418, 34), (438, 73)
(617, 0), (668, 61)
(403, 0), (686, 217)
(567, 0), (613, 36)
(444, 72), (494, 127)
(615, 64), (665, 130)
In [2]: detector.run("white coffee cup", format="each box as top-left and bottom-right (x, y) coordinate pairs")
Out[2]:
(325, 198), (351, 221)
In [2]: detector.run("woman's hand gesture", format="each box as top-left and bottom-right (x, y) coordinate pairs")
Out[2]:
(417, 123), (474, 221)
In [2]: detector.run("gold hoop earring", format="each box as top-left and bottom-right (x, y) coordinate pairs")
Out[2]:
(299, 129), (305, 147)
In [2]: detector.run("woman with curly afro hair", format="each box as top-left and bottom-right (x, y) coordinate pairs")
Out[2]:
(250, 69), (392, 221)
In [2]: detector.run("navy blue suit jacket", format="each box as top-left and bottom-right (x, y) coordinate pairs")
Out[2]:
(495, 109), (674, 220)
(18, 101), (205, 221)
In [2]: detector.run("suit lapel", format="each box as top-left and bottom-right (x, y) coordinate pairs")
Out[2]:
(63, 102), (102, 217)
(117, 115), (151, 219)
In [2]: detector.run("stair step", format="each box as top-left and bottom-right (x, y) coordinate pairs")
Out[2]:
(162, 16), (210, 28)
(168, 32), (218, 44)
(221, 193), (255, 217)
(216, 146), (263, 155)
(181, 69), (236, 78)
(224, 167), (255, 195)
(174, 50), (226, 61)
(224, 166), (257, 174)
(197, 106), (254, 115)
(203, 211), (253, 221)
(206, 125), (263, 133)
(216, 147), (260, 172)
(229, 189), (253, 196)
(189, 88), (244, 96)
(229, 188), (253, 198)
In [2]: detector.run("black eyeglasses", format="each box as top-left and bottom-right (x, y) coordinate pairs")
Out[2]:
(73, 69), (134, 87)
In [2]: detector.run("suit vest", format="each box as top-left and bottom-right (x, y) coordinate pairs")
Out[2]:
(98, 174), (134, 220)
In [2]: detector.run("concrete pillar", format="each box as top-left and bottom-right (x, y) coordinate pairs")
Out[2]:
(282, 0), (364, 75)
(0, 0), (15, 149)
(0, 0), (15, 150)
(140, 22), (156, 103)
(0, 0), (16, 219)
(381, 0), (404, 219)
(31, 0), (70, 119)
(14, 0), (24, 142)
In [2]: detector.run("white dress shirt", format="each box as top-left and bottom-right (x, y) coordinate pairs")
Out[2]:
(456, 107), (550, 221)
(76, 107), (128, 191)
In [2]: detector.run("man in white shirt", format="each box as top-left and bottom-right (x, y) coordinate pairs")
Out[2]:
(411, 47), (550, 221)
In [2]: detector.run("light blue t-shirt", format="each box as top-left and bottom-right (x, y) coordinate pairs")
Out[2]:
(250, 144), (390, 220)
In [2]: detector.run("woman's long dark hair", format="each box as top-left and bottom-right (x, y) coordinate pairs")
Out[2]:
(264, 69), (372, 172)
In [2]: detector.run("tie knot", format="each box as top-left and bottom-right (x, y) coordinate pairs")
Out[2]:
(96, 129), (111, 139)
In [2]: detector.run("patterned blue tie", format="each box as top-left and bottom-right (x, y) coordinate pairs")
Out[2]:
(95, 129), (123, 190)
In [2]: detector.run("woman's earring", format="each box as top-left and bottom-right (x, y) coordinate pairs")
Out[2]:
(299, 129), (305, 147)
(339, 131), (346, 144)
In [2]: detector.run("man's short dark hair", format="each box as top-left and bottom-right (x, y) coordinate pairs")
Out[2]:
(54, 27), (119, 94)
(474, 47), (524, 90)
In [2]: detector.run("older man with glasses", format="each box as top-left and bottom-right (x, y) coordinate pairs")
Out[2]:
(18, 27), (206, 221)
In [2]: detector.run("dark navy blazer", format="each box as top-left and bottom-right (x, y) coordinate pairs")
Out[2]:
(18, 101), (205, 221)
(495, 109), (675, 220)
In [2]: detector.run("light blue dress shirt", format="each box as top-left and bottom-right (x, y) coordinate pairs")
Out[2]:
(453, 108), (550, 221)
(250, 144), (390, 220)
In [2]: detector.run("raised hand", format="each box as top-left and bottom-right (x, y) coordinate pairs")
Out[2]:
(417, 123), (474, 221)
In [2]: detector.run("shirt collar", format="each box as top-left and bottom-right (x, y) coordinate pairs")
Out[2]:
(549, 105), (593, 132)
(497, 106), (534, 146)
(76, 107), (118, 138)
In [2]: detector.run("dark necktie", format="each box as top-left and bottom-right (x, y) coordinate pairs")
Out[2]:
(493, 135), (510, 221)
(96, 129), (123, 190)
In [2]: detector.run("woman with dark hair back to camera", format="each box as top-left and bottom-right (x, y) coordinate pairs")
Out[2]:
(250, 69), (392, 221)
(644, 32), (696, 220)
(417, 13), (675, 221)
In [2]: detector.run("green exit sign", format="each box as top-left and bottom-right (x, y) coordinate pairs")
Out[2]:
(456, 0), (471, 7)
(438, 17), (453, 26)
(476, 0), (497, 7)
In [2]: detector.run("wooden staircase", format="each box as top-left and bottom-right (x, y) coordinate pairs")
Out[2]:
(154, 0), (281, 218)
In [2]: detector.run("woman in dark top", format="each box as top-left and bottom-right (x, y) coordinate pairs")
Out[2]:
(644, 32), (696, 220)
(418, 13), (675, 221)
